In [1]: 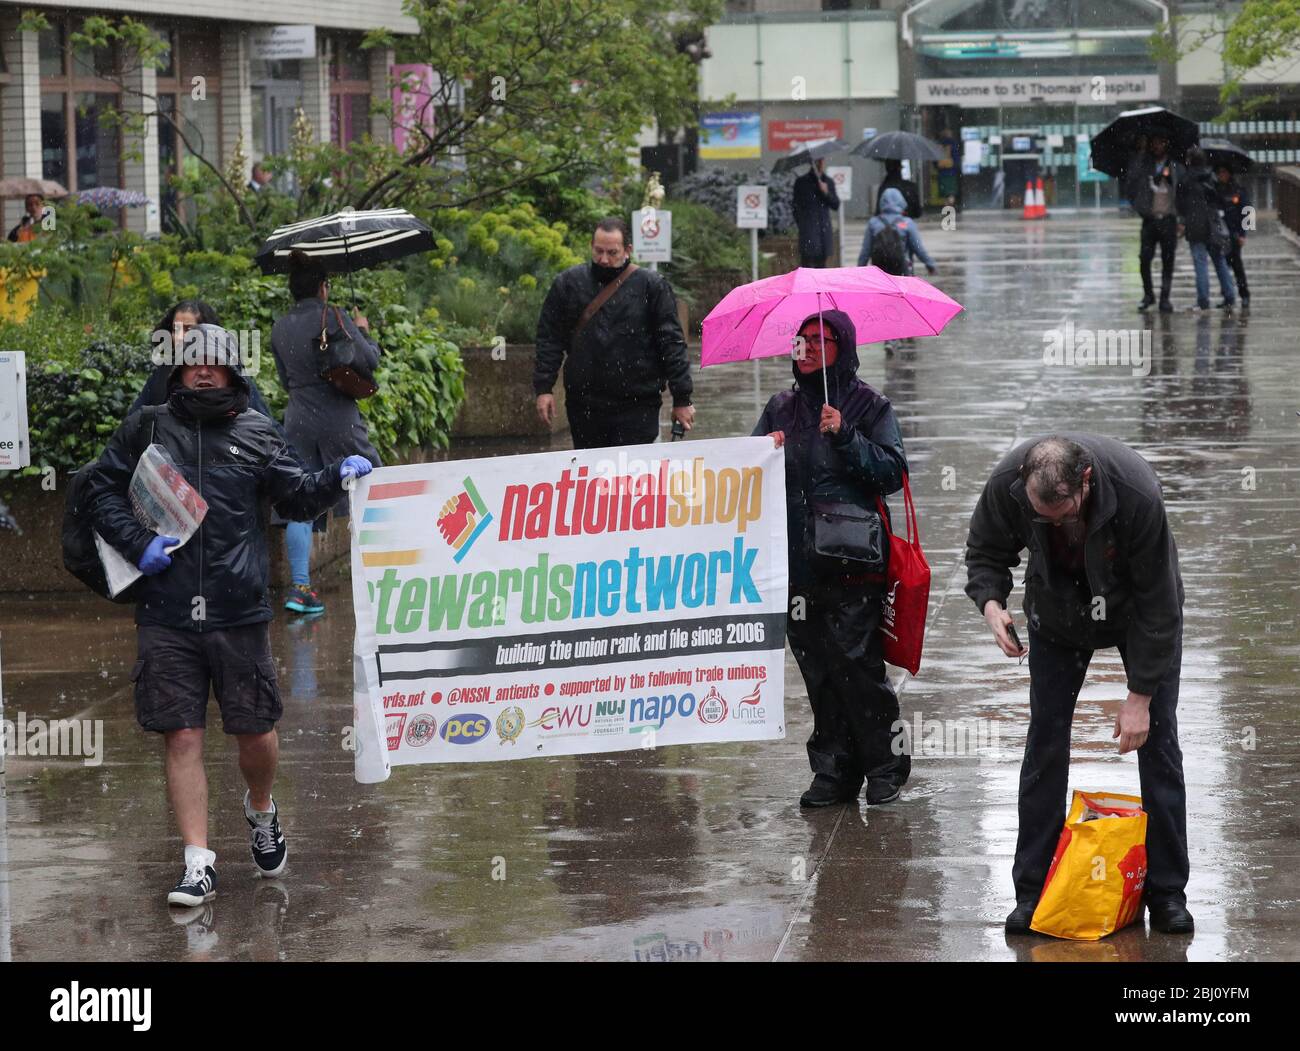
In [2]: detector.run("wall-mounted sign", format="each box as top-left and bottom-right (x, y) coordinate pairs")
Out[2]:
(768, 119), (843, 152)
(916, 75), (1158, 108)
(700, 112), (761, 160)
(250, 25), (317, 62)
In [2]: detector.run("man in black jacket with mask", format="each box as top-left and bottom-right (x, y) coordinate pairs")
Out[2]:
(965, 434), (1191, 936)
(88, 326), (373, 907)
(534, 217), (694, 449)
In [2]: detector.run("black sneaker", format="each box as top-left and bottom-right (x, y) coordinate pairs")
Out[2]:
(866, 779), (902, 805)
(245, 792), (288, 878)
(167, 858), (217, 907)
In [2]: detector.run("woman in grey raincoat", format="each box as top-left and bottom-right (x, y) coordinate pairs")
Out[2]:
(271, 250), (381, 614)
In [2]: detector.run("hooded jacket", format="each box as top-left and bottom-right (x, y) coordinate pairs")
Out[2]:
(964, 432), (1185, 695)
(751, 309), (907, 587)
(857, 188), (936, 271)
(534, 260), (692, 407)
(87, 362), (346, 632)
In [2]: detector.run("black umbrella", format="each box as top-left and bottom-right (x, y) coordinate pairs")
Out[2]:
(1089, 106), (1200, 176)
(255, 208), (435, 302)
(1200, 138), (1253, 174)
(851, 131), (944, 163)
(772, 137), (849, 174)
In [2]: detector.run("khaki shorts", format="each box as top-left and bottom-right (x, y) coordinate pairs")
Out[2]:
(131, 622), (283, 735)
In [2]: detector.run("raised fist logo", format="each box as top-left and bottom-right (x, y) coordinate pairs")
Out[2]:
(437, 490), (476, 546)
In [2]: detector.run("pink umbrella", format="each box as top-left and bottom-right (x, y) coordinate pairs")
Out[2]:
(701, 265), (963, 400)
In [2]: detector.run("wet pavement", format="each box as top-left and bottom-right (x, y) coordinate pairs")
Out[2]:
(2, 211), (1299, 962)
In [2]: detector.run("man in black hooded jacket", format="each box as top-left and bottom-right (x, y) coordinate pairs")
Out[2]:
(965, 433), (1192, 935)
(87, 326), (373, 907)
(753, 309), (911, 807)
(534, 217), (694, 449)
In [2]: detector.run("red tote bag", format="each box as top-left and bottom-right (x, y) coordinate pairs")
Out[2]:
(876, 474), (930, 675)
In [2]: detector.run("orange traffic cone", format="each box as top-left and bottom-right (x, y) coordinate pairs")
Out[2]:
(1021, 181), (1036, 220)
(1034, 176), (1048, 218)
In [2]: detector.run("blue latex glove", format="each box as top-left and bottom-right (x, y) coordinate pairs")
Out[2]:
(340, 455), (374, 483)
(138, 535), (180, 575)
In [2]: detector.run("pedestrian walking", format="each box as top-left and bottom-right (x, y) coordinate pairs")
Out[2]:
(1124, 135), (1183, 313)
(271, 250), (381, 615)
(533, 217), (694, 449)
(753, 309), (911, 808)
(964, 434), (1192, 936)
(874, 159), (923, 221)
(1177, 147), (1237, 313)
(857, 188), (937, 277)
(86, 327), (373, 906)
(1215, 165), (1251, 311)
(792, 159), (840, 267)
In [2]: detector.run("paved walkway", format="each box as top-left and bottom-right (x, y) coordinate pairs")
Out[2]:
(2, 212), (1298, 961)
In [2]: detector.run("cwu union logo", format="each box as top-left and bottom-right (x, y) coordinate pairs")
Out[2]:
(437, 476), (493, 564)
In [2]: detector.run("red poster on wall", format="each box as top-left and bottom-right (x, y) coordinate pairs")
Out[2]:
(768, 119), (844, 152)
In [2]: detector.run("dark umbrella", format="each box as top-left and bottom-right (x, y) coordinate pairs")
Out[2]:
(255, 207), (435, 303)
(772, 137), (849, 174)
(1089, 106), (1200, 176)
(851, 131), (944, 163)
(1201, 138), (1252, 174)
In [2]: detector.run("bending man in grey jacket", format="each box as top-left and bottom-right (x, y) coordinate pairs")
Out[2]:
(965, 434), (1191, 936)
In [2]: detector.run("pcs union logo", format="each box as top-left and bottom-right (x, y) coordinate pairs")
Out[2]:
(437, 476), (492, 564)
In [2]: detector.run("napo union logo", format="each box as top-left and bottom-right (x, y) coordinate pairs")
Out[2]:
(440, 714), (491, 745)
(405, 714), (437, 747)
(697, 686), (728, 725)
(496, 706), (525, 745)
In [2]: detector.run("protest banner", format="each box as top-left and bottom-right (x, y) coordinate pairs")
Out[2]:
(349, 437), (788, 783)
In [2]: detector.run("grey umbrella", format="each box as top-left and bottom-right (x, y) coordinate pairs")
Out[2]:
(1200, 139), (1252, 174)
(772, 137), (849, 174)
(852, 131), (944, 163)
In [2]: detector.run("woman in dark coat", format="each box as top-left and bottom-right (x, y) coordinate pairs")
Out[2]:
(792, 159), (840, 267)
(753, 309), (911, 808)
(132, 301), (280, 426)
(271, 251), (381, 614)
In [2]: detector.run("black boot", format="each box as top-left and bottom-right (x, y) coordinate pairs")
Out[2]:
(1148, 899), (1194, 934)
(799, 774), (860, 808)
(1004, 900), (1038, 935)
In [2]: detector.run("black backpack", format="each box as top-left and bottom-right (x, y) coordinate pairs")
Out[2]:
(870, 219), (908, 275)
(62, 407), (162, 602)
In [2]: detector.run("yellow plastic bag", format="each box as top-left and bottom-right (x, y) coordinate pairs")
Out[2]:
(1030, 790), (1148, 940)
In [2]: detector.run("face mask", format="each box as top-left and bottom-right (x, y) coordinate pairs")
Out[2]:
(169, 384), (248, 421)
(591, 258), (629, 283)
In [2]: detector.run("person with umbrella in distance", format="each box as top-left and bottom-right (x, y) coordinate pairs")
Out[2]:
(7, 193), (52, 242)
(1123, 134), (1184, 313)
(874, 160), (923, 221)
(1177, 147), (1237, 313)
(792, 158), (841, 268)
(271, 250), (381, 615)
(752, 309), (912, 808)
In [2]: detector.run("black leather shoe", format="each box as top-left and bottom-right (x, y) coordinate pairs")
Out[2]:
(865, 779), (902, 805)
(1005, 901), (1037, 934)
(799, 775), (859, 808)
(1137, 295), (1155, 312)
(1158, 298), (1174, 313)
(1148, 899), (1194, 934)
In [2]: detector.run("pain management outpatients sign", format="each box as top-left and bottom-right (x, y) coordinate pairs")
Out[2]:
(349, 438), (788, 782)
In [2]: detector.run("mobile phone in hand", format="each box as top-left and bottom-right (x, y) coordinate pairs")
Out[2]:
(1005, 621), (1023, 653)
